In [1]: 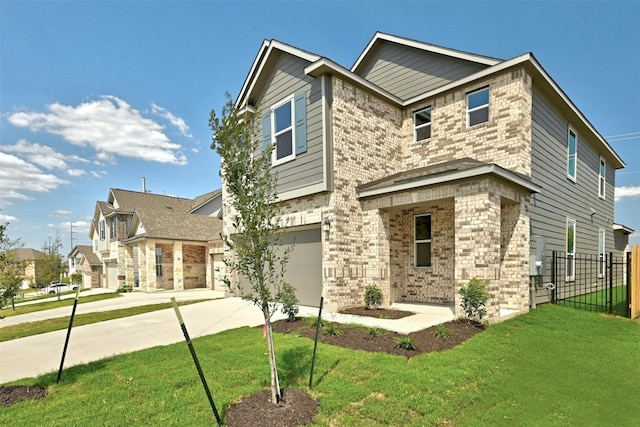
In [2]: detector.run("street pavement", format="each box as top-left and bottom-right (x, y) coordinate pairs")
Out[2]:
(0, 289), (454, 384)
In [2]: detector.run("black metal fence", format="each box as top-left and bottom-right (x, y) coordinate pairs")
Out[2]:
(548, 251), (631, 317)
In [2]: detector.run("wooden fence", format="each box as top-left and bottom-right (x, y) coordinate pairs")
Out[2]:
(632, 246), (640, 319)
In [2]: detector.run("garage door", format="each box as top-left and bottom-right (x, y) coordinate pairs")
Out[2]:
(280, 228), (322, 307)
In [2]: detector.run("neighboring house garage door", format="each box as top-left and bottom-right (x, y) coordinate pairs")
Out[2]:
(281, 228), (322, 307)
(106, 262), (119, 290)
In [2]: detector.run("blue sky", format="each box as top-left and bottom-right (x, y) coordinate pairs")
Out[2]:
(1, 0), (639, 257)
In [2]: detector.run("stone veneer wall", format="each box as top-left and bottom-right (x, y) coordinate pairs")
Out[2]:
(389, 201), (455, 305)
(322, 76), (404, 309)
(403, 69), (533, 176)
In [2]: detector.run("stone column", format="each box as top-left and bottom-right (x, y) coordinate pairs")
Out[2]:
(362, 208), (392, 306)
(454, 182), (502, 318)
(173, 241), (184, 291)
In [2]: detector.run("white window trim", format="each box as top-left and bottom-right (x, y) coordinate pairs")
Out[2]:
(566, 218), (576, 282)
(414, 213), (432, 268)
(413, 106), (432, 142)
(271, 94), (296, 166)
(599, 156), (606, 199)
(466, 87), (489, 128)
(567, 127), (577, 182)
(598, 228), (606, 279)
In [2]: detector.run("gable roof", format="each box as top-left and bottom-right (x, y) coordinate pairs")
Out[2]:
(351, 32), (501, 74)
(12, 248), (45, 261)
(69, 245), (100, 265)
(237, 32), (624, 170)
(236, 39), (321, 109)
(127, 209), (222, 242)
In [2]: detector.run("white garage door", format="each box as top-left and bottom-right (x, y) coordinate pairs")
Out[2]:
(280, 228), (322, 307)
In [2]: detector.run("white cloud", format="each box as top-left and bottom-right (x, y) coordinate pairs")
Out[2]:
(0, 213), (18, 223)
(615, 186), (640, 202)
(151, 103), (192, 137)
(8, 96), (187, 165)
(68, 169), (87, 177)
(0, 152), (69, 200)
(52, 210), (73, 217)
(90, 170), (107, 178)
(0, 139), (71, 170)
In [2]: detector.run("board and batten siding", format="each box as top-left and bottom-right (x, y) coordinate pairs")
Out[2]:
(256, 52), (324, 195)
(530, 87), (615, 258)
(356, 42), (488, 101)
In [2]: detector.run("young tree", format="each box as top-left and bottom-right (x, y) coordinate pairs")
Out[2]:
(209, 92), (295, 404)
(0, 222), (26, 310)
(37, 235), (63, 286)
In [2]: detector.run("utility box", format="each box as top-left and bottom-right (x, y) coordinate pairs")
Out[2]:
(530, 236), (546, 288)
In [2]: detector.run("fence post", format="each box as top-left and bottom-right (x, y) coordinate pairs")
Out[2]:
(632, 246), (640, 319)
(627, 251), (632, 318)
(608, 252), (614, 315)
(551, 251), (557, 303)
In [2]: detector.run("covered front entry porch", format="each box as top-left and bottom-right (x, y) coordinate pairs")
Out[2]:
(358, 160), (539, 319)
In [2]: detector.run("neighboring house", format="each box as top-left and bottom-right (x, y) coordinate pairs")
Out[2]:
(68, 245), (102, 289)
(12, 248), (45, 289)
(89, 188), (224, 291)
(224, 32), (630, 318)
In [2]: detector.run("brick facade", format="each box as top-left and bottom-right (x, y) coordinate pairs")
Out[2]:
(263, 69), (534, 317)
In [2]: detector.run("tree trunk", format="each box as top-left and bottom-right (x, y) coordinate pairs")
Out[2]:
(263, 308), (281, 404)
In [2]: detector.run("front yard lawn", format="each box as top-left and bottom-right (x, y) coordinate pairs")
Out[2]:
(1, 304), (638, 426)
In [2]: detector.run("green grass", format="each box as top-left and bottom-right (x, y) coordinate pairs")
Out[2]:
(0, 300), (209, 342)
(0, 292), (121, 318)
(1, 305), (639, 426)
(562, 284), (628, 316)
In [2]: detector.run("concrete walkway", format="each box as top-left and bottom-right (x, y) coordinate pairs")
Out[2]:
(0, 290), (454, 384)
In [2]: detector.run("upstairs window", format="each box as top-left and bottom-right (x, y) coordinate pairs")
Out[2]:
(414, 214), (432, 268)
(466, 87), (489, 127)
(273, 98), (294, 162)
(99, 220), (105, 241)
(599, 157), (606, 199)
(567, 127), (577, 181)
(413, 107), (432, 142)
(566, 218), (576, 281)
(262, 92), (307, 166)
(110, 217), (117, 238)
(155, 247), (163, 277)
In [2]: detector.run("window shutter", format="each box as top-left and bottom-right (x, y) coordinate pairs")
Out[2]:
(262, 113), (271, 153)
(262, 112), (272, 165)
(294, 92), (307, 154)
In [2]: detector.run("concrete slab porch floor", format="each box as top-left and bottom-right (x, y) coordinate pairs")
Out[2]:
(297, 302), (456, 334)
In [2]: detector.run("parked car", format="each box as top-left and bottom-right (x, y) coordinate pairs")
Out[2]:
(41, 282), (77, 295)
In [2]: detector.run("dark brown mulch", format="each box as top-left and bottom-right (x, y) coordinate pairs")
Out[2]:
(272, 317), (484, 357)
(0, 385), (47, 407)
(225, 388), (319, 427)
(338, 306), (414, 319)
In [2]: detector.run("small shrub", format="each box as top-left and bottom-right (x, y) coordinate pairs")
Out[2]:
(305, 316), (323, 329)
(324, 324), (340, 336)
(278, 283), (299, 322)
(395, 336), (416, 350)
(117, 283), (132, 293)
(367, 327), (380, 337)
(434, 325), (451, 339)
(460, 278), (490, 321)
(364, 285), (383, 309)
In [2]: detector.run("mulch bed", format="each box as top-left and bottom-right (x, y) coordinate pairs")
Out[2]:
(0, 385), (47, 407)
(338, 306), (414, 319)
(225, 388), (319, 427)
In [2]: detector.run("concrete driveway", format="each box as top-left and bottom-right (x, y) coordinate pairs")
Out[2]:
(1, 290), (454, 384)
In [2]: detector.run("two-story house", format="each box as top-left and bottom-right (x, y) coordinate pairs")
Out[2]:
(89, 188), (224, 292)
(224, 32), (630, 318)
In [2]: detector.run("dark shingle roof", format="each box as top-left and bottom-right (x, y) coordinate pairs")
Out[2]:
(132, 209), (222, 242)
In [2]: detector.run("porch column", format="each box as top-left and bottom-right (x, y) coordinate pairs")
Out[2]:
(173, 242), (184, 291)
(454, 186), (501, 318)
(144, 240), (157, 292)
(362, 208), (392, 306)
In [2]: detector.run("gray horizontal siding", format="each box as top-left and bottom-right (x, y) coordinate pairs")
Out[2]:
(357, 42), (487, 101)
(257, 52), (324, 194)
(531, 88), (616, 259)
(191, 196), (221, 216)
